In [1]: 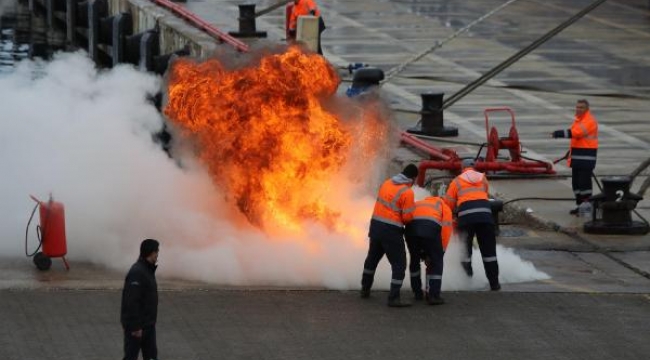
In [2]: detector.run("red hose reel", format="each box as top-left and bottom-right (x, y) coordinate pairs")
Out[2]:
(401, 107), (555, 187)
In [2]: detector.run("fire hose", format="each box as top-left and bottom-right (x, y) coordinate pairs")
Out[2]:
(25, 201), (44, 257)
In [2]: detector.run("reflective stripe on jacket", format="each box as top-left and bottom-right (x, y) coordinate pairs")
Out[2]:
(405, 196), (453, 250)
(569, 110), (598, 169)
(370, 177), (415, 228)
(289, 0), (321, 31)
(444, 168), (493, 225)
(444, 169), (489, 211)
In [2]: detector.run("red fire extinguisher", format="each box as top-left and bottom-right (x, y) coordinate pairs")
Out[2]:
(25, 194), (70, 271)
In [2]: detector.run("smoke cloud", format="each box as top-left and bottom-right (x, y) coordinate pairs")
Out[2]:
(0, 51), (548, 290)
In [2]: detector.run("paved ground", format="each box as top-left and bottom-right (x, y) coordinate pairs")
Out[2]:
(2, 287), (649, 360)
(2, 0), (650, 359)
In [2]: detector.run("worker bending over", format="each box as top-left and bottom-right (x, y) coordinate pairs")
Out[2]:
(444, 159), (501, 291)
(361, 164), (418, 307)
(405, 195), (452, 305)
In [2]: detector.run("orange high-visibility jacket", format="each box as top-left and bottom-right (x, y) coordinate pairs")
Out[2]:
(289, 0), (321, 31)
(411, 196), (453, 250)
(371, 178), (415, 228)
(568, 110), (598, 167)
(444, 168), (489, 212)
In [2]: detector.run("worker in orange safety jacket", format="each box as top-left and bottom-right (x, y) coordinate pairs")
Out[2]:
(361, 164), (418, 307)
(551, 99), (599, 215)
(444, 159), (500, 291)
(288, 0), (326, 54)
(404, 195), (453, 305)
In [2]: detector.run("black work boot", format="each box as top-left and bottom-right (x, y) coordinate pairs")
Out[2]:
(427, 296), (445, 305)
(489, 280), (501, 291)
(387, 297), (412, 307)
(485, 262), (500, 291)
(388, 285), (410, 307)
(360, 288), (370, 298)
(361, 273), (374, 298)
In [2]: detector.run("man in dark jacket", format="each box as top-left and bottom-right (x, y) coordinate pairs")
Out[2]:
(121, 239), (160, 360)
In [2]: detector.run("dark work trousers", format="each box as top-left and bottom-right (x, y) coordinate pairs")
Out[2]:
(460, 222), (499, 287)
(408, 236), (444, 299)
(405, 235), (424, 296)
(362, 236), (407, 300)
(424, 239), (444, 299)
(123, 325), (157, 360)
(572, 167), (593, 205)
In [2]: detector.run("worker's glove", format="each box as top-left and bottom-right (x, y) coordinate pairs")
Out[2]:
(309, 10), (316, 15)
(551, 130), (564, 138)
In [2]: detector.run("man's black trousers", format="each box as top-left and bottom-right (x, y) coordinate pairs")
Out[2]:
(362, 236), (406, 300)
(460, 222), (499, 286)
(123, 325), (157, 360)
(406, 235), (444, 298)
(572, 167), (593, 205)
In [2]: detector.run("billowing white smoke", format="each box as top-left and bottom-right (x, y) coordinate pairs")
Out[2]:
(0, 52), (548, 290)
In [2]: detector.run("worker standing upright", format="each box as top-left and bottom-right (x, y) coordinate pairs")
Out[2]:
(404, 195), (453, 305)
(444, 159), (500, 291)
(551, 99), (599, 215)
(288, 0), (326, 54)
(360, 164), (418, 307)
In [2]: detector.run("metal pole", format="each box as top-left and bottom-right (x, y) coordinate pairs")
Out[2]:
(443, 0), (608, 110)
(382, 0), (521, 84)
(255, 0), (293, 18)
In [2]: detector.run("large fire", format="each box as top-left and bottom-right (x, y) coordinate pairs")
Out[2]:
(164, 46), (390, 233)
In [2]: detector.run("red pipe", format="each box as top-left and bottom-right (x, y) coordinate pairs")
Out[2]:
(416, 160), (555, 186)
(149, 0), (250, 53)
(400, 131), (452, 161)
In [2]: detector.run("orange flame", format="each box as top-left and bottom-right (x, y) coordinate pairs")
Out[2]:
(164, 46), (390, 233)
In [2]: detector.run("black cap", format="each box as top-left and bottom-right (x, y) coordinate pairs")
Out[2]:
(139, 239), (159, 258)
(461, 158), (476, 169)
(401, 164), (419, 180)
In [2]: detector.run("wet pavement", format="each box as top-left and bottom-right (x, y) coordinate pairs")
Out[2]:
(3, 0), (650, 359)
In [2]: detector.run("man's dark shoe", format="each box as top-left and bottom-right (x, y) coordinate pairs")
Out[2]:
(360, 288), (370, 298)
(490, 282), (501, 291)
(569, 208), (579, 215)
(462, 262), (473, 277)
(427, 296), (445, 305)
(387, 298), (412, 307)
(414, 291), (424, 301)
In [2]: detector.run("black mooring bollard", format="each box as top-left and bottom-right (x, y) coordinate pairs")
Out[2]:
(112, 13), (133, 66)
(88, 0), (107, 63)
(228, 4), (267, 38)
(584, 176), (649, 235)
(407, 92), (458, 137)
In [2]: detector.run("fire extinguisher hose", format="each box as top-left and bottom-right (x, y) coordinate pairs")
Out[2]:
(25, 201), (44, 257)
